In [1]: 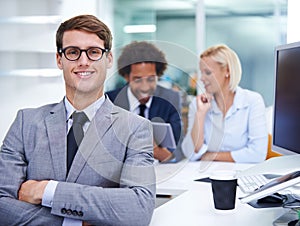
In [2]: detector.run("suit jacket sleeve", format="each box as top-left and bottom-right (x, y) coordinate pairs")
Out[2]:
(0, 110), (63, 226)
(0, 103), (156, 226)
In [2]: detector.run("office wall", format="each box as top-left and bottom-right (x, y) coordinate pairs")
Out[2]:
(206, 16), (284, 107)
(0, 76), (65, 141)
(0, 0), (114, 142)
(0, 0), (287, 142)
(151, 13), (285, 106)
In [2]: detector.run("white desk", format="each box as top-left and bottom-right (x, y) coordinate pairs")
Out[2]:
(150, 160), (288, 226)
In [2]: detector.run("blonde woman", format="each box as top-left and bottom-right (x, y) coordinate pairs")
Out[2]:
(182, 44), (268, 163)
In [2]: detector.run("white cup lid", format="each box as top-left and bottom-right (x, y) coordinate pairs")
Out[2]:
(209, 170), (237, 180)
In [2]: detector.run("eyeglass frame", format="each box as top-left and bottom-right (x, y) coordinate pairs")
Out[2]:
(131, 75), (158, 84)
(58, 46), (109, 61)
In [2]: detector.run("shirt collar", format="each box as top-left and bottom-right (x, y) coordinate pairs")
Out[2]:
(127, 86), (152, 112)
(232, 86), (248, 109)
(64, 95), (105, 121)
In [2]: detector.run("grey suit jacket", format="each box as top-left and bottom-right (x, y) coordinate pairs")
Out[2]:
(0, 98), (156, 226)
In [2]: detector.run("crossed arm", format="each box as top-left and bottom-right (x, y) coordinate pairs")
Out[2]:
(0, 109), (156, 226)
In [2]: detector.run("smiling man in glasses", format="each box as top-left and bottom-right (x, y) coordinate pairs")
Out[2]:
(0, 15), (155, 226)
(106, 41), (182, 163)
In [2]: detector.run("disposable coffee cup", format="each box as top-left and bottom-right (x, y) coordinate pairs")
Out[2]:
(209, 170), (237, 210)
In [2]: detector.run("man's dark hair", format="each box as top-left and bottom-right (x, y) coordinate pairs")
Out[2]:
(118, 41), (167, 78)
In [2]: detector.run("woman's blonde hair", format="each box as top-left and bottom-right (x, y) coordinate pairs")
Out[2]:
(200, 44), (242, 91)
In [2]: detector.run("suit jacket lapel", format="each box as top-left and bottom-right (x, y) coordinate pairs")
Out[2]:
(67, 98), (118, 182)
(45, 101), (67, 181)
(149, 96), (159, 119)
(113, 85), (130, 110)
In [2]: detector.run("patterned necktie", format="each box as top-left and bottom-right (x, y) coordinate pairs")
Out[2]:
(139, 104), (147, 117)
(67, 112), (89, 174)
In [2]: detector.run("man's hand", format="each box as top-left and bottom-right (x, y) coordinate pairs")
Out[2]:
(154, 146), (173, 162)
(18, 180), (49, 205)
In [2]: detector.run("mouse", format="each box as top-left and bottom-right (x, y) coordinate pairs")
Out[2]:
(257, 193), (285, 204)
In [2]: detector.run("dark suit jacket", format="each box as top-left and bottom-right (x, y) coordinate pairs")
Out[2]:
(106, 84), (182, 149)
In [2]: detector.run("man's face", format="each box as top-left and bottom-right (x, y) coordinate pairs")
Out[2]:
(128, 63), (158, 103)
(56, 30), (113, 103)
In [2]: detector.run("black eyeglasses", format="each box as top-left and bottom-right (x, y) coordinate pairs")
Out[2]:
(59, 46), (109, 61)
(132, 75), (158, 84)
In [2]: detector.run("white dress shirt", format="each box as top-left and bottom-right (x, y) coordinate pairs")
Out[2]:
(181, 87), (268, 163)
(127, 86), (152, 118)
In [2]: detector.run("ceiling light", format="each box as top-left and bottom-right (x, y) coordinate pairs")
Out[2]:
(123, 25), (157, 33)
(2, 69), (62, 77)
(0, 16), (62, 24)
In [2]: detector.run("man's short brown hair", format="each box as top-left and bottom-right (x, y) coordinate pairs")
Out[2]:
(56, 14), (112, 53)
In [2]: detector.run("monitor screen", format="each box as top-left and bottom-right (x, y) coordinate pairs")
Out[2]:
(272, 41), (300, 155)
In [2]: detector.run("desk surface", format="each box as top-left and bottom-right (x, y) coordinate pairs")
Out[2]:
(150, 160), (288, 226)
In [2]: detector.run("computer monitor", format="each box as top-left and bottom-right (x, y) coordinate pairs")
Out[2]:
(272, 41), (300, 155)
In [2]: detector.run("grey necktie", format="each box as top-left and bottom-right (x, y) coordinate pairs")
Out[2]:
(67, 112), (89, 174)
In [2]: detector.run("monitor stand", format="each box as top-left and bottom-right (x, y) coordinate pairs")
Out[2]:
(273, 209), (299, 226)
(238, 155), (300, 177)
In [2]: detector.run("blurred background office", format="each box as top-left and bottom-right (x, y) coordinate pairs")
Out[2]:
(0, 0), (295, 141)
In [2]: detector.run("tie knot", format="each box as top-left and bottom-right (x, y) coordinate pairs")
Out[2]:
(139, 104), (146, 110)
(72, 112), (89, 126)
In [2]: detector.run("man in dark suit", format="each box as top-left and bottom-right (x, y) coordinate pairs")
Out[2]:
(0, 15), (155, 226)
(106, 41), (182, 162)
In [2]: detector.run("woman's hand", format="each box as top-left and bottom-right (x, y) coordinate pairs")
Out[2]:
(196, 93), (212, 114)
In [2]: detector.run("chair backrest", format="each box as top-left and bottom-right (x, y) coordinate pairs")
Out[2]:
(265, 106), (273, 134)
(266, 134), (282, 159)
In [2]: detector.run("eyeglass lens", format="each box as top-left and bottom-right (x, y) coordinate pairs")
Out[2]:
(133, 75), (157, 84)
(63, 47), (106, 61)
